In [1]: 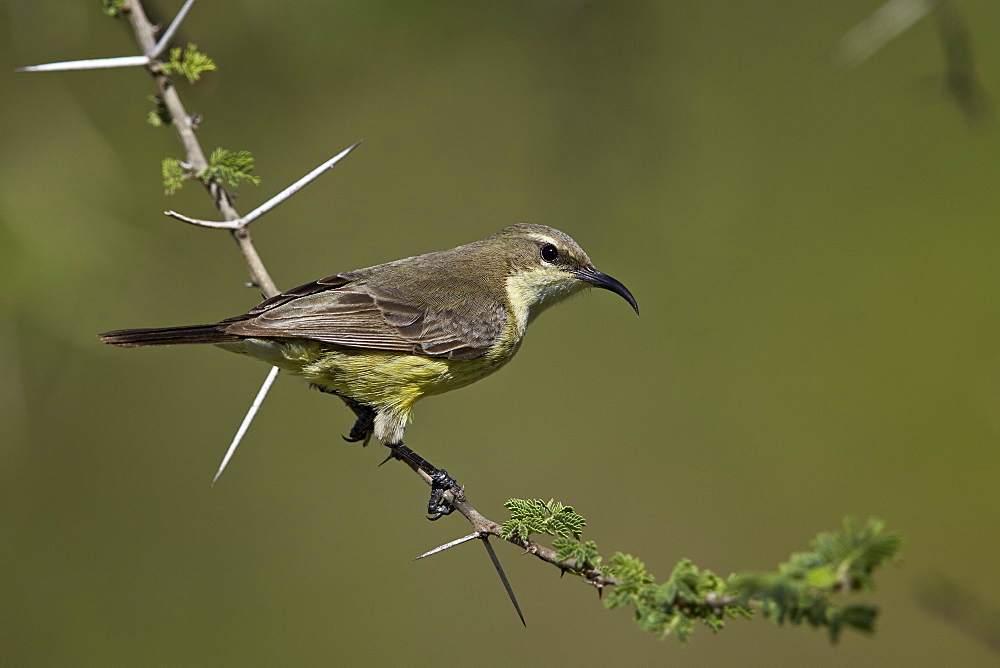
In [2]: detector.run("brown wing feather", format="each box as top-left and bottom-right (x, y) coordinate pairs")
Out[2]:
(220, 266), (507, 361)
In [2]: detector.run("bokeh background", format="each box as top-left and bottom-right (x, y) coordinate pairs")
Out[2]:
(2, 1), (998, 665)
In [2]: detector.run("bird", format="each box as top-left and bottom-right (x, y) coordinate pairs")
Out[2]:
(100, 223), (638, 517)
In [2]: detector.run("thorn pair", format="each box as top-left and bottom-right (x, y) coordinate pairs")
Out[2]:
(416, 533), (525, 627)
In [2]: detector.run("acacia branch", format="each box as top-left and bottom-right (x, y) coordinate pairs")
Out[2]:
(19, 1), (905, 642)
(89, 0), (654, 602)
(164, 141), (361, 230)
(18, 0), (904, 642)
(409, 473), (621, 587)
(122, 0), (278, 297)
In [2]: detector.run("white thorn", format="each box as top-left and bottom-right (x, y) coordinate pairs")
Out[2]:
(414, 533), (480, 560)
(212, 366), (280, 486)
(17, 55), (150, 73)
(240, 141), (362, 225)
(150, 0), (199, 59)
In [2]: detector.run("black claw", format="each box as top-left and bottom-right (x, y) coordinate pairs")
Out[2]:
(342, 431), (373, 445)
(377, 442), (461, 519)
(312, 388), (377, 446)
(339, 399), (375, 446)
(345, 412), (375, 445)
(426, 468), (459, 519)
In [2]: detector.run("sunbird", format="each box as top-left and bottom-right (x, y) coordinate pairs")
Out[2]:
(101, 223), (638, 517)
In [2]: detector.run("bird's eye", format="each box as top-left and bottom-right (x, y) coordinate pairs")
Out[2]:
(540, 243), (559, 262)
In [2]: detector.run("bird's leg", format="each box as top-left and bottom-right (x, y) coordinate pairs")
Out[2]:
(310, 385), (458, 518)
(384, 442), (460, 521)
(310, 385), (375, 446)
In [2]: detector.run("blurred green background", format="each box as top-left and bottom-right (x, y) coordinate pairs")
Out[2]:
(2, 1), (998, 665)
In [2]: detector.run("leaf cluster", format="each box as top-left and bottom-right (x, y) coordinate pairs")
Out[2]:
(161, 149), (261, 195)
(201, 148), (261, 190)
(604, 555), (752, 642)
(161, 157), (187, 196)
(146, 95), (170, 128)
(102, 0), (127, 17)
(161, 43), (216, 84)
(501, 498), (586, 542)
(501, 500), (903, 644)
(731, 517), (905, 642)
(143, 49), (258, 196)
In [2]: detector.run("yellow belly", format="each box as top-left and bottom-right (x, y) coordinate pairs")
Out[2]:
(217, 334), (520, 444)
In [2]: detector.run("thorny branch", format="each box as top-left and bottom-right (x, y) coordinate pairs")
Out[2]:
(433, 479), (621, 585)
(108, 0), (635, 596)
(123, 0), (278, 297)
(20, 0), (738, 619)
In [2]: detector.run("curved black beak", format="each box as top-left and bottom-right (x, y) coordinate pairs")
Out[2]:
(574, 266), (639, 315)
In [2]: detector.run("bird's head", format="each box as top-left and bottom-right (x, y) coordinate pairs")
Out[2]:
(487, 223), (639, 322)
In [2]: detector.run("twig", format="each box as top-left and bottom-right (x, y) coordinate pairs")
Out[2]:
(150, 0), (198, 59)
(14, 0), (197, 72)
(164, 141), (362, 230)
(119, 0), (282, 478)
(163, 210), (240, 229)
(123, 0), (278, 297)
(417, 483), (622, 587)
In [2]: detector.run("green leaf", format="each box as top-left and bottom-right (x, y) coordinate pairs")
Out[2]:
(553, 537), (602, 571)
(162, 157), (188, 195)
(728, 517), (902, 643)
(806, 566), (838, 589)
(500, 498), (586, 540)
(200, 148), (261, 190)
(147, 95), (170, 128)
(162, 43), (217, 84)
(103, 0), (127, 17)
(605, 554), (750, 642)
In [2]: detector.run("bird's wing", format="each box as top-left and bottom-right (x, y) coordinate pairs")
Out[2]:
(220, 273), (506, 361)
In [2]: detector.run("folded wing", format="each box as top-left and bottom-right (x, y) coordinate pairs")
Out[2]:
(221, 273), (506, 361)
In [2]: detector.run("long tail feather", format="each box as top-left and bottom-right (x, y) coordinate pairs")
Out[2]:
(99, 323), (241, 347)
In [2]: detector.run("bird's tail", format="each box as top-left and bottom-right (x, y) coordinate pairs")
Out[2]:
(99, 323), (242, 347)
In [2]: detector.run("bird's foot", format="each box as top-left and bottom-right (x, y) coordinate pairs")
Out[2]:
(308, 385), (376, 446)
(426, 468), (460, 521)
(383, 442), (460, 520)
(342, 406), (375, 446)
(330, 393), (374, 446)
